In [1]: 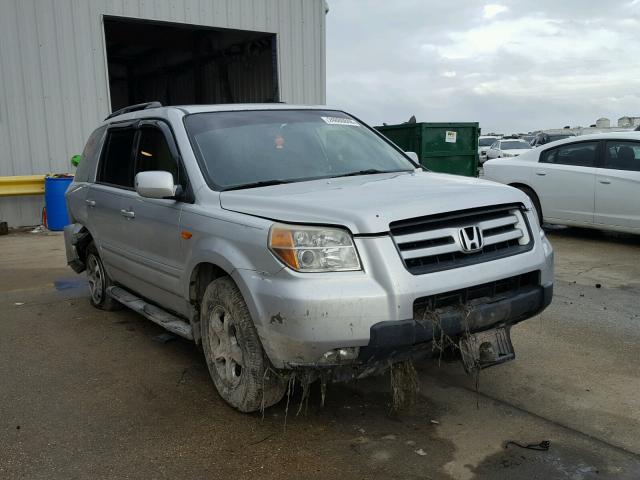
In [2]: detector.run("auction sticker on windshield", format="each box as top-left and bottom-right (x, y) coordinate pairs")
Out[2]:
(321, 116), (360, 126)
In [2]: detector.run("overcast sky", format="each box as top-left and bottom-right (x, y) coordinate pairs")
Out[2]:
(325, 0), (640, 134)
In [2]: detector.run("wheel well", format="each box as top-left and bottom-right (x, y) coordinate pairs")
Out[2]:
(189, 263), (228, 306)
(188, 263), (229, 344)
(509, 182), (538, 201)
(509, 183), (542, 219)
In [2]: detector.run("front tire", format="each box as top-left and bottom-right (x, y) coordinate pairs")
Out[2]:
(201, 277), (286, 412)
(85, 242), (121, 311)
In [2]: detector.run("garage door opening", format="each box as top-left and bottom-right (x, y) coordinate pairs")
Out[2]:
(104, 17), (279, 112)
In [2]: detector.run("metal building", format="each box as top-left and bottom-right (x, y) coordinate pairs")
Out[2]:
(0, 0), (328, 226)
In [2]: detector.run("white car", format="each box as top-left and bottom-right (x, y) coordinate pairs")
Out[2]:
(486, 139), (532, 161)
(483, 132), (640, 234)
(478, 135), (500, 163)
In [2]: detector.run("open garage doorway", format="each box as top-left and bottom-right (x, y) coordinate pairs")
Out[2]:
(104, 17), (279, 112)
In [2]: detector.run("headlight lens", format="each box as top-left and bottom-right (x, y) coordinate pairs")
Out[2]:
(269, 224), (361, 272)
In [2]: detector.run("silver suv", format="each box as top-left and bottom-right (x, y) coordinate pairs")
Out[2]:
(65, 103), (554, 412)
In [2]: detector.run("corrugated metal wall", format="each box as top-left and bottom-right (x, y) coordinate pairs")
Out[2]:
(0, 0), (327, 226)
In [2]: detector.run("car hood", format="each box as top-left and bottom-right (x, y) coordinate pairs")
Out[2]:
(219, 171), (526, 234)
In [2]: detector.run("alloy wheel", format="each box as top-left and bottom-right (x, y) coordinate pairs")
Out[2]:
(86, 254), (104, 304)
(207, 305), (244, 388)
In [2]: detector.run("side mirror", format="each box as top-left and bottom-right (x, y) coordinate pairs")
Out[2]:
(135, 171), (177, 199)
(405, 151), (419, 163)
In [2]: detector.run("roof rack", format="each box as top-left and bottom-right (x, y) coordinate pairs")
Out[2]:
(105, 101), (163, 120)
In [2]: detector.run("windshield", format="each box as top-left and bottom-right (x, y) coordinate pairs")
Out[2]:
(479, 137), (497, 147)
(184, 110), (415, 190)
(500, 141), (531, 150)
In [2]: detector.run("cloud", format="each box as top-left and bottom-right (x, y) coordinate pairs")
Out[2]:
(325, 0), (640, 133)
(483, 4), (508, 19)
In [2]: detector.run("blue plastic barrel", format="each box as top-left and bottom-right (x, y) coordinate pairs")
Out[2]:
(44, 176), (73, 231)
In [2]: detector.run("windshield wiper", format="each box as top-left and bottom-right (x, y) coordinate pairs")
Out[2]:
(330, 169), (412, 179)
(222, 169), (412, 190)
(222, 179), (295, 191)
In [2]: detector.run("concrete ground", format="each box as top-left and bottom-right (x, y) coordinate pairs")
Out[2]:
(1, 227), (639, 479)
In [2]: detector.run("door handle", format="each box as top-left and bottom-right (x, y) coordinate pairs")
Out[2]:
(599, 179), (611, 185)
(85, 199), (96, 207)
(535, 170), (547, 176)
(120, 209), (135, 219)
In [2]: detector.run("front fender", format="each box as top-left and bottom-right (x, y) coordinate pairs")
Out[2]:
(179, 208), (283, 301)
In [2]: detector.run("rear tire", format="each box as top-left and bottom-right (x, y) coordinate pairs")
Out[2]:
(201, 277), (286, 412)
(515, 185), (543, 226)
(85, 242), (121, 311)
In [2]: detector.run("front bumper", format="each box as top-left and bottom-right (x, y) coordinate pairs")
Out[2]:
(358, 283), (552, 362)
(236, 231), (554, 369)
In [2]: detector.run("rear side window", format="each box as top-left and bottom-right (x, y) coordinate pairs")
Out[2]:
(541, 142), (598, 167)
(134, 127), (179, 183)
(604, 141), (640, 172)
(75, 126), (106, 183)
(98, 129), (136, 188)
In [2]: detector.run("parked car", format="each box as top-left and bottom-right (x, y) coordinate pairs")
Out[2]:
(64, 102), (554, 412)
(486, 139), (532, 160)
(483, 132), (640, 234)
(530, 131), (576, 147)
(478, 135), (500, 163)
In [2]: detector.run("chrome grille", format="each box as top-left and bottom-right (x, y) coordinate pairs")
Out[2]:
(390, 204), (533, 275)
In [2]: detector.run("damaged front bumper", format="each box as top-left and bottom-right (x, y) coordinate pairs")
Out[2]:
(239, 233), (554, 373)
(283, 282), (552, 382)
(358, 283), (553, 363)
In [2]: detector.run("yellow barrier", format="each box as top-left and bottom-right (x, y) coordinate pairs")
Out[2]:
(0, 175), (46, 197)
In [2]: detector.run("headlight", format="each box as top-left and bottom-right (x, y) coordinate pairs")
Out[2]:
(502, 152), (514, 157)
(269, 224), (361, 272)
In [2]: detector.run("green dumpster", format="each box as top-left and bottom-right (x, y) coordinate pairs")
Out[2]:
(375, 122), (480, 177)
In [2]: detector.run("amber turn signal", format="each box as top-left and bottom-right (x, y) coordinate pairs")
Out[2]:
(269, 227), (299, 270)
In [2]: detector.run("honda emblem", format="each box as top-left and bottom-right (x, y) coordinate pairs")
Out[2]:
(459, 226), (484, 253)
